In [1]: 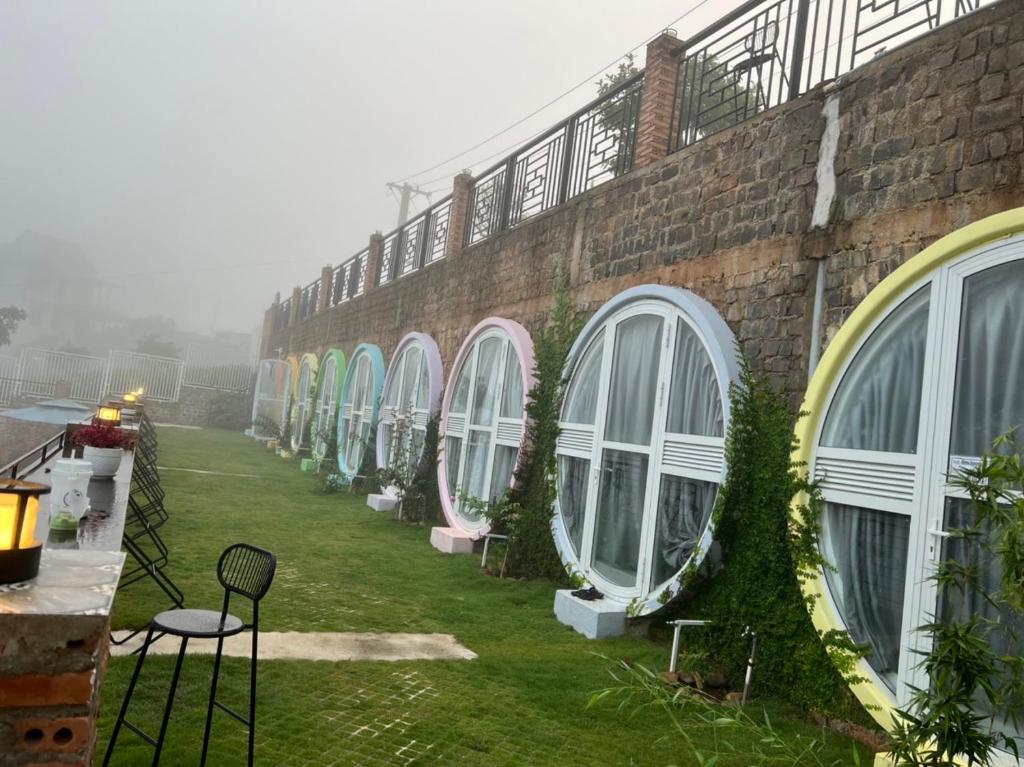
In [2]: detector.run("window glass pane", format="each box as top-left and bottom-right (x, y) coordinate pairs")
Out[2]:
(462, 430), (492, 514)
(951, 259), (1024, 460)
(666, 321), (722, 436)
(592, 449), (648, 588)
(820, 503), (909, 691)
(499, 347), (524, 419)
(604, 315), (663, 445)
(450, 349), (474, 414)
(471, 338), (502, 426)
(651, 476), (717, 588)
(563, 331), (605, 425)
(415, 353), (431, 409)
(490, 445), (517, 502)
(821, 287), (929, 453)
(557, 456), (590, 558)
(410, 429), (425, 468)
(384, 354), (401, 407)
(942, 498), (1024, 742)
(444, 436), (462, 499)
(400, 347), (420, 410)
(380, 422), (394, 468)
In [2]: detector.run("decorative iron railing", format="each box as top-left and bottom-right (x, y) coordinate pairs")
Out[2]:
(1, 431), (66, 480)
(468, 73), (643, 245)
(671, 0), (994, 150)
(271, 0), (996, 330)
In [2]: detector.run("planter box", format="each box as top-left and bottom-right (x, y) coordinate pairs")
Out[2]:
(82, 447), (123, 479)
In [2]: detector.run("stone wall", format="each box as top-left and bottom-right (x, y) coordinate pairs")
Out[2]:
(264, 1), (1024, 410)
(143, 384), (253, 430)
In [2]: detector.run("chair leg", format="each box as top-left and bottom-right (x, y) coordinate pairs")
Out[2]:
(248, 628), (259, 767)
(199, 636), (225, 767)
(103, 625), (155, 767)
(151, 636), (189, 767)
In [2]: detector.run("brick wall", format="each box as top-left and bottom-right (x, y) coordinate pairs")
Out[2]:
(264, 1), (1024, 410)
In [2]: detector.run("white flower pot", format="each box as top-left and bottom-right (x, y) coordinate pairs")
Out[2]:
(83, 446), (123, 478)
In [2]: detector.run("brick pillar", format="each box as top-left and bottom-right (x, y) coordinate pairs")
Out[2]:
(317, 265), (332, 312)
(634, 32), (685, 168)
(364, 232), (385, 293)
(445, 172), (474, 258)
(288, 286), (301, 326)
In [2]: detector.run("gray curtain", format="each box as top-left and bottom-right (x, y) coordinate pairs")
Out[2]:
(604, 316), (663, 445)
(471, 339), (502, 426)
(821, 287), (929, 454)
(592, 449), (648, 587)
(951, 260), (1024, 459)
(650, 475), (717, 588)
(821, 502), (909, 691)
(563, 332), (605, 425)
(490, 445), (517, 502)
(499, 351), (524, 419)
(558, 455), (590, 557)
(461, 430), (491, 518)
(666, 322), (723, 436)
(445, 436), (462, 500)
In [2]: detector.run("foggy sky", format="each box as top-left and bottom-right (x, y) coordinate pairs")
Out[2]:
(0, 1), (737, 335)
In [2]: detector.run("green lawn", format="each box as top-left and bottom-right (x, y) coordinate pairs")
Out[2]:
(97, 427), (870, 766)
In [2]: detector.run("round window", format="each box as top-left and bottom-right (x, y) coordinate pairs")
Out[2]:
(553, 285), (739, 616)
(311, 349), (346, 462)
(376, 333), (443, 476)
(251, 359), (292, 441)
(290, 353), (319, 452)
(796, 210), (1024, 736)
(337, 344), (385, 478)
(437, 318), (534, 536)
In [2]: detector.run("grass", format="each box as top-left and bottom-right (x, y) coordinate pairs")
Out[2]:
(97, 427), (871, 766)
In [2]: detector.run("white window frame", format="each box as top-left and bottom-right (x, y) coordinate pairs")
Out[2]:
(554, 287), (736, 612)
(339, 353), (374, 475)
(378, 342), (431, 471)
(312, 354), (340, 462)
(811, 235), (1024, 729)
(291, 356), (316, 452)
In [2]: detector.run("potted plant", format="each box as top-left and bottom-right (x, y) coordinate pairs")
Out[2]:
(71, 422), (131, 478)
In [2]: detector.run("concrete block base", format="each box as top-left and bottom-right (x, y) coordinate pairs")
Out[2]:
(553, 589), (627, 639)
(367, 493), (398, 512)
(430, 527), (475, 554)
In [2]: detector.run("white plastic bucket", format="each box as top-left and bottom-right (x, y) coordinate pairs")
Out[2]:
(51, 458), (93, 520)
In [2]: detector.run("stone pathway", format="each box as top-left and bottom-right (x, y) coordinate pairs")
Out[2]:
(110, 630), (477, 662)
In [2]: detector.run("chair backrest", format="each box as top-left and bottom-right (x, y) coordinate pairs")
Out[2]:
(217, 543), (277, 602)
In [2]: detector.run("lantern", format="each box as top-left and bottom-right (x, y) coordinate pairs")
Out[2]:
(0, 480), (51, 584)
(97, 403), (123, 426)
(122, 393), (138, 404)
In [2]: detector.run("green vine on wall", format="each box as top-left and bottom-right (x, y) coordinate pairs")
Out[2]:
(678, 357), (865, 718)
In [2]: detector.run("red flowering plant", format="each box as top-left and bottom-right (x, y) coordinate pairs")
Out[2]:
(71, 421), (132, 450)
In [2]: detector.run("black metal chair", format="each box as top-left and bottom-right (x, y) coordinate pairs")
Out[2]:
(103, 543), (277, 767)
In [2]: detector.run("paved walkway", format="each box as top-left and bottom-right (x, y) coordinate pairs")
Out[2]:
(110, 630), (477, 661)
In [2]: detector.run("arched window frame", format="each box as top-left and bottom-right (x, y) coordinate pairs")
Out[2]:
(311, 349), (346, 462)
(436, 318), (535, 538)
(795, 209), (1024, 736)
(251, 359), (292, 441)
(290, 353), (319, 452)
(336, 344), (385, 478)
(375, 333), (444, 474)
(552, 285), (739, 616)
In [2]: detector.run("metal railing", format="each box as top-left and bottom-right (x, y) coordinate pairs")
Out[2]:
(105, 350), (185, 402)
(1, 431), (66, 480)
(270, 0), (997, 330)
(16, 348), (108, 402)
(468, 73), (643, 245)
(182, 346), (256, 393)
(671, 0), (993, 150)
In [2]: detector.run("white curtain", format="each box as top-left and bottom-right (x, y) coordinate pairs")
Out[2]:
(592, 449), (648, 587)
(604, 316), (663, 445)
(951, 260), (1024, 458)
(821, 503), (909, 691)
(471, 339), (502, 426)
(415, 353), (431, 409)
(462, 430), (491, 518)
(821, 288), (929, 453)
(558, 456), (590, 556)
(943, 498), (1024, 741)
(444, 436), (462, 499)
(400, 348), (420, 410)
(563, 332), (604, 425)
(499, 351), (524, 419)
(650, 475), (717, 587)
(451, 349), (474, 414)
(667, 322), (723, 436)
(490, 445), (517, 501)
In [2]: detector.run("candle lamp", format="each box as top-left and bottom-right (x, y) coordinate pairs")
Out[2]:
(0, 480), (51, 583)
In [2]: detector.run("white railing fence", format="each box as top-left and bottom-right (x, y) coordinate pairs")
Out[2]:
(104, 350), (185, 402)
(183, 345), (256, 393)
(17, 348), (108, 402)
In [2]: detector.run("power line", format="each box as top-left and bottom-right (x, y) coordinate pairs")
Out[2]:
(395, 0), (716, 184)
